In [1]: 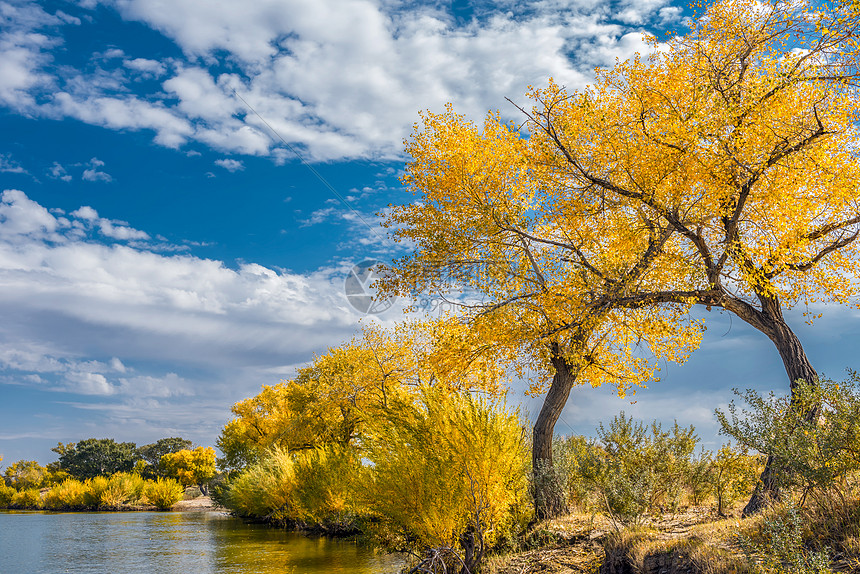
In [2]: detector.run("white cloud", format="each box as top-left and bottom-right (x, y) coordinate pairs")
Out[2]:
(80, 157), (112, 182)
(0, 189), (420, 458)
(214, 158), (244, 172)
(48, 162), (72, 181)
(0, 153), (27, 174)
(81, 169), (112, 182)
(70, 204), (149, 240)
(0, 0), (672, 161)
(123, 57), (166, 78)
(0, 190), (398, 450)
(299, 206), (337, 227)
(70, 205), (98, 220)
(0, 1), (64, 110)
(0, 189), (60, 239)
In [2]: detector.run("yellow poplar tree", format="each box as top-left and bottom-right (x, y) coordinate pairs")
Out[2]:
(386, 0), (860, 516)
(159, 447), (216, 493)
(385, 104), (703, 517)
(514, 0), (860, 513)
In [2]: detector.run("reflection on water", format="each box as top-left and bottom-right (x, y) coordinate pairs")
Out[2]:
(0, 511), (403, 574)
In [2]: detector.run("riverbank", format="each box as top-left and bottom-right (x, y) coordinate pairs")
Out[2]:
(486, 504), (860, 574)
(172, 495), (222, 512)
(486, 508), (748, 574)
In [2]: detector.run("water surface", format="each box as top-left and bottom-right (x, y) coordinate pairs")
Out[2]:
(0, 510), (403, 574)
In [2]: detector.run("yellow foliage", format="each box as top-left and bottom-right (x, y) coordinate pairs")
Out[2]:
(217, 319), (509, 471)
(226, 445), (363, 526)
(519, 0), (860, 321)
(144, 477), (184, 510)
(0, 482), (15, 507)
(3, 460), (49, 490)
(10, 488), (42, 509)
(83, 476), (110, 508)
(364, 386), (529, 551)
(43, 479), (89, 510)
(160, 447), (216, 488)
(389, 94), (704, 401)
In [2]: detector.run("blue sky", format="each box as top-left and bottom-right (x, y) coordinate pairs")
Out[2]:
(1, 0), (858, 466)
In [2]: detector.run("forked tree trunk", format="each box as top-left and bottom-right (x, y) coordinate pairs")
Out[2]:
(731, 296), (819, 516)
(532, 350), (578, 520)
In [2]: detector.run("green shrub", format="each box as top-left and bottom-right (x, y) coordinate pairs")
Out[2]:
(563, 413), (702, 525)
(553, 434), (594, 511)
(10, 488), (42, 509)
(144, 477), (184, 510)
(717, 374), (860, 508)
(43, 479), (88, 510)
(741, 503), (833, 574)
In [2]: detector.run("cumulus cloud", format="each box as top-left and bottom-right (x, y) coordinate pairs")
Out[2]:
(48, 162), (72, 181)
(214, 158), (244, 172)
(123, 57), (166, 78)
(0, 189), (398, 453)
(0, 0), (675, 161)
(81, 157), (113, 182)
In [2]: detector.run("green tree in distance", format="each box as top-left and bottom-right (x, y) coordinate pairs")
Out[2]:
(53, 439), (137, 479)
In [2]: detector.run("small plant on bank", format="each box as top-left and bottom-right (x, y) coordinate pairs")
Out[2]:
(144, 477), (184, 510)
(10, 488), (42, 509)
(0, 483), (15, 507)
(43, 479), (89, 510)
(740, 503), (832, 574)
(560, 413), (703, 525)
(708, 445), (762, 516)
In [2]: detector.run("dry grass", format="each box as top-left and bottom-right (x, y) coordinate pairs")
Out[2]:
(485, 508), (758, 574)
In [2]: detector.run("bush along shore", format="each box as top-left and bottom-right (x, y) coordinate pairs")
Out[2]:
(0, 473), (186, 511)
(0, 435), (219, 512)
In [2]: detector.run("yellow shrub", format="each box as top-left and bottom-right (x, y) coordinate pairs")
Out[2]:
(104, 472), (147, 507)
(83, 476), (110, 508)
(144, 477), (184, 510)
(43, 479), (88, 510)
(291, 445), (363, 524)
(226, 447), (300, 521)
(224, 444), (363, 528)
(365, 386), (529, 553)
(0, 483), (16, 507)
(10, 488), (42, 509)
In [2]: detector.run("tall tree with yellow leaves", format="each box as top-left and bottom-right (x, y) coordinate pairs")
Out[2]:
(387, 0), (860, 516)
(385, 107), (703, 518)
(519, 0), (860, 513)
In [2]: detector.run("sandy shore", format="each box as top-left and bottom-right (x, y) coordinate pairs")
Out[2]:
(172, 496), (223, 512)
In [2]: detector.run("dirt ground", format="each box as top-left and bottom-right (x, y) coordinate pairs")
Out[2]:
(488, 508), (726, 574)
(171, 495), (222, 512)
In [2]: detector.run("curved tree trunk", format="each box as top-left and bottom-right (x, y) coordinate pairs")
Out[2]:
(727, 295), (819, 516)
(532, 348), (578, 520)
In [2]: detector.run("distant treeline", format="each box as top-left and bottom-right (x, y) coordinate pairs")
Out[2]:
(0, 436), (217, 511)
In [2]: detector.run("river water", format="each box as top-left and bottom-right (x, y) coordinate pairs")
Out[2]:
(0, 510), (404, 574)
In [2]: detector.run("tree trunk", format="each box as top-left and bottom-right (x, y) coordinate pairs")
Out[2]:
(532, 349), (578, 520)
(736, 295), (818, 516)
